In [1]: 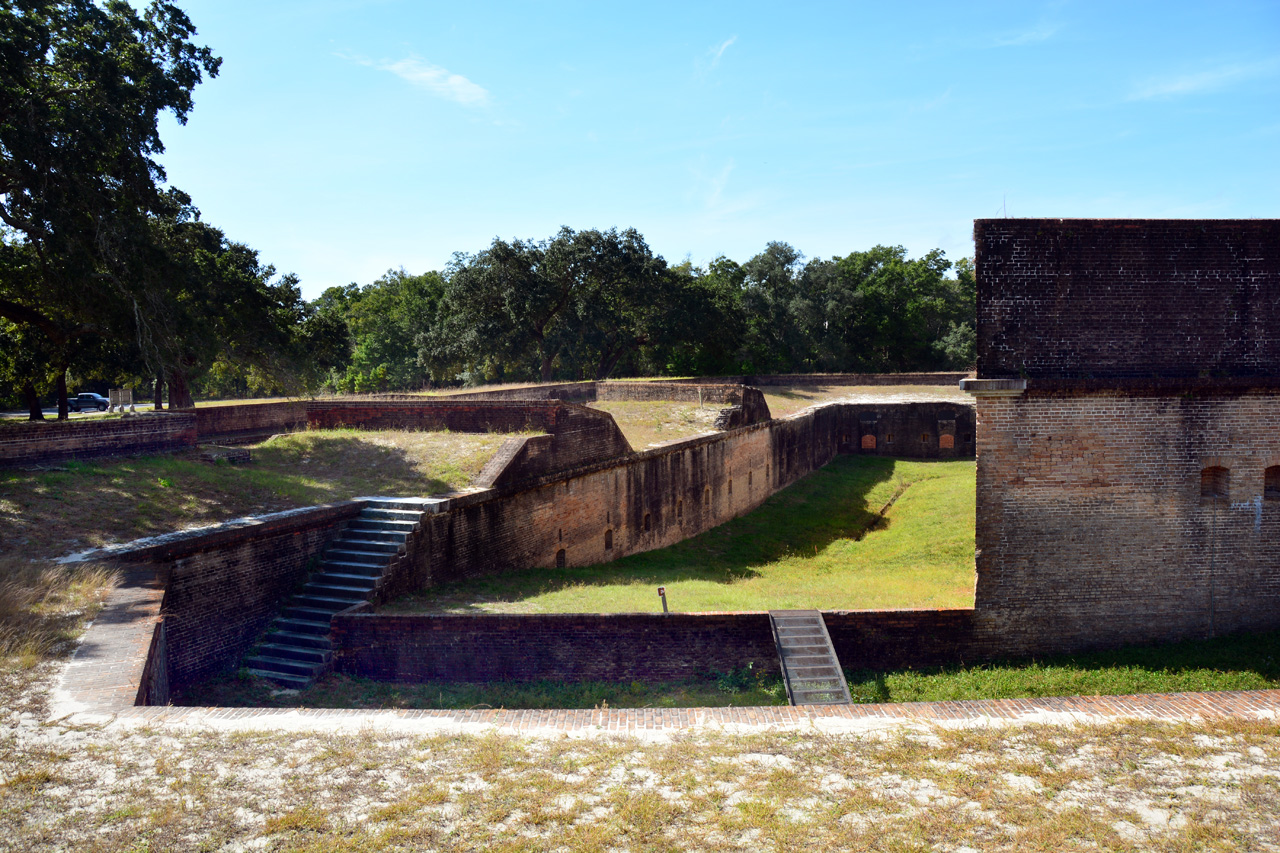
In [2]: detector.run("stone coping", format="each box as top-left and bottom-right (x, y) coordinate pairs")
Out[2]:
(54, 689), (1280, 739)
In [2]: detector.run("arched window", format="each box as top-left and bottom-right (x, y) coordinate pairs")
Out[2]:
(704, 487), (711, 507)
(643, 513), (651, 531)
(604, 529), (613, 550)
(1265, 466), (1280, 501)
(861, 434), (876, 450)
(1201, 466), (1229, 500)
(556, 548), (566, 568)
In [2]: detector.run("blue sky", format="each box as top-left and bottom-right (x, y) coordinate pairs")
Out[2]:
(154, 0), (1280, 299)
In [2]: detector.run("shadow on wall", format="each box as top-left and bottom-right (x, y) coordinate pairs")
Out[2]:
(392, 455), (901, 613)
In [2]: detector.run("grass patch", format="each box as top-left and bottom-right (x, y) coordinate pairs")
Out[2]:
(850, 627), (1280, 703)
(586, 399), (721, 447)
(387, 455), (976, 614)
(0, 428), (517, 560)
(176, 667), (786, 709)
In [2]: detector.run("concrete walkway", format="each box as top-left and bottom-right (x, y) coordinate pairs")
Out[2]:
(57, 688), (1280, 739)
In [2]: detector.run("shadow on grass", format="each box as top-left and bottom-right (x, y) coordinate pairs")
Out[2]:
(397, 454), (901, 613)
(847, 628), (1280, 704)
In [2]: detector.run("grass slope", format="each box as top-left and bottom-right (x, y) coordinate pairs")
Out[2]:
(0, 429), (512, 560)
(388, 455), (977, 614)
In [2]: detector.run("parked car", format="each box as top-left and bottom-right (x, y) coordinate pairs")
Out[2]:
(68, 392), (110, 412)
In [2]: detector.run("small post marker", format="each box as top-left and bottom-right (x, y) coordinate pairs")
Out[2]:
(657, 586), (669, 614)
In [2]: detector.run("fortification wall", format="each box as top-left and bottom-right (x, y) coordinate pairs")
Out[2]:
(0, 413), (196, 467)
(330, 609), (983, 683)
(970, 218), (1280, 656)
(974, 219), (1280, 379)
(184, 401), (306, 442)
(148, 504), (364, 688)
(973, 388), (1280, 654)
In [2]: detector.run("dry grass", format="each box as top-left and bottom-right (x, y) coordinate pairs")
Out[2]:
(0, 557), (116, 714)
(587, 399), (723, 447)
(761, 384), (970, 418)
(1, 712), (1276, 851)
(0, 428), (516, 561)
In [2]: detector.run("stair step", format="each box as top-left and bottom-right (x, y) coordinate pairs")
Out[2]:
(255, 643), (331, 664)
(769, 610), (852, 707)
(266, 629), (332, 650)
(244, 654), (325, 678)
(312, 571), (381, 588)
(320, 559), (389, 575)
(361, 508), (424, 521)
(332, 538), (402, 555)
(343, 525), (409, 542)
(324, 548), (385, 565)
(283, 605), (343, 623)
(291, 593), (367, 612)
(273, 616), (332, 636)
(247, 669), (313, 689)
(349, 519), (416, 533)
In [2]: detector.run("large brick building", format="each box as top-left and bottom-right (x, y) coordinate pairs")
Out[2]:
(963, 220), (1280, 654)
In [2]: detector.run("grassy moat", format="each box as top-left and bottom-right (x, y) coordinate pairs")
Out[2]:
(386, 454), (978, 614)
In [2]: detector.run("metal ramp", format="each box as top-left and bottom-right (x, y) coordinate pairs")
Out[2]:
(769, 610), (852, 706)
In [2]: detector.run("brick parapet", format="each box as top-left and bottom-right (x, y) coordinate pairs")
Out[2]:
(0, 413), (196, 467)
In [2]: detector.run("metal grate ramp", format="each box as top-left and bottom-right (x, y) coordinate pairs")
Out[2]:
(769, 610), (852, 706)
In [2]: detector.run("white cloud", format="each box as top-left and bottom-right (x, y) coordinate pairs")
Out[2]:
(1129, 58), (1280, 101)
(343, 53), (490, 107)
(708, 36), (737, 69)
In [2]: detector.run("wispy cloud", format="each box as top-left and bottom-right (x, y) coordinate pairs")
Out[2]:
(708, 36), (737, 69)
(1128, 58), (1280, 100)
(342, 53), (490, 106)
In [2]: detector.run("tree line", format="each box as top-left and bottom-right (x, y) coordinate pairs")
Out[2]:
(1, 2), (974, 418)
(318, 230), (974, 394)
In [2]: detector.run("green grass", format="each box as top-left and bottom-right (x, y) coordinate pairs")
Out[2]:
(387, 454), (977, 614)
(0, 428), (516, 560)
(177, 667), (786, 710)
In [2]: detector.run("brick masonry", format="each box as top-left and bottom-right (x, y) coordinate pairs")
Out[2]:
(330, 609), (985, 684)
(0, 412), (196, 467)
(974, 219), (1280, 379)
(971, 219), (1280, 656)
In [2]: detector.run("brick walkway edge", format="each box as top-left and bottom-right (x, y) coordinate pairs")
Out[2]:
(60, 689), (1280, 738)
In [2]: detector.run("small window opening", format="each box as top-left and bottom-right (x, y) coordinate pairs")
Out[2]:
(766, 464), (770, 479)
(604, 529), (613, 550)
(606, 511), (610, 524)
(643, 513), (651, 531)
(677, 500), (683, 519)
(842, 434), (849, 444)
(748, 471), (753, 486)
(965, 433), (973, 443)
(556, 548), (566, 568)
(1201, 466), (1230, 500)
(728, 479), (733, 496)
(704, 487), (711, 507)
(921, 433), (929, 444)
(1265, 466), (1280, 501)
(887, 433), (894, 444)
(558, 528), (563, 542)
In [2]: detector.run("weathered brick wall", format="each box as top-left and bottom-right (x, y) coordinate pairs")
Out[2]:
(669, 373), (971, 386)
(150, 503), (365, 690)
(597, 382), (745, 404)
(974, 219), (1280, 379)
(844, 403), (976, 459)
(331, 612), (780, 682)
(183, 401), (306, 442)
(0, 413), (196, 467)
(330, 609), (987, 683)
(973, 389), (1280, 655)
(431, 382), (598, 403)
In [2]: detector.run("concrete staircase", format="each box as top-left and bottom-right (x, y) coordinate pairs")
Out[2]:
(245, 499), (432, 688)
(769, 610), (852, 706)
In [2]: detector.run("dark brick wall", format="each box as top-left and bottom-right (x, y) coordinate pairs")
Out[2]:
(330, 609), (987, 683)
(183, 401), (306, 442)
(974, 219), (1280, 379)
(155, 503), (365, 690)
(0, 413), (196, 467)
(669, 373), (971, 386)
